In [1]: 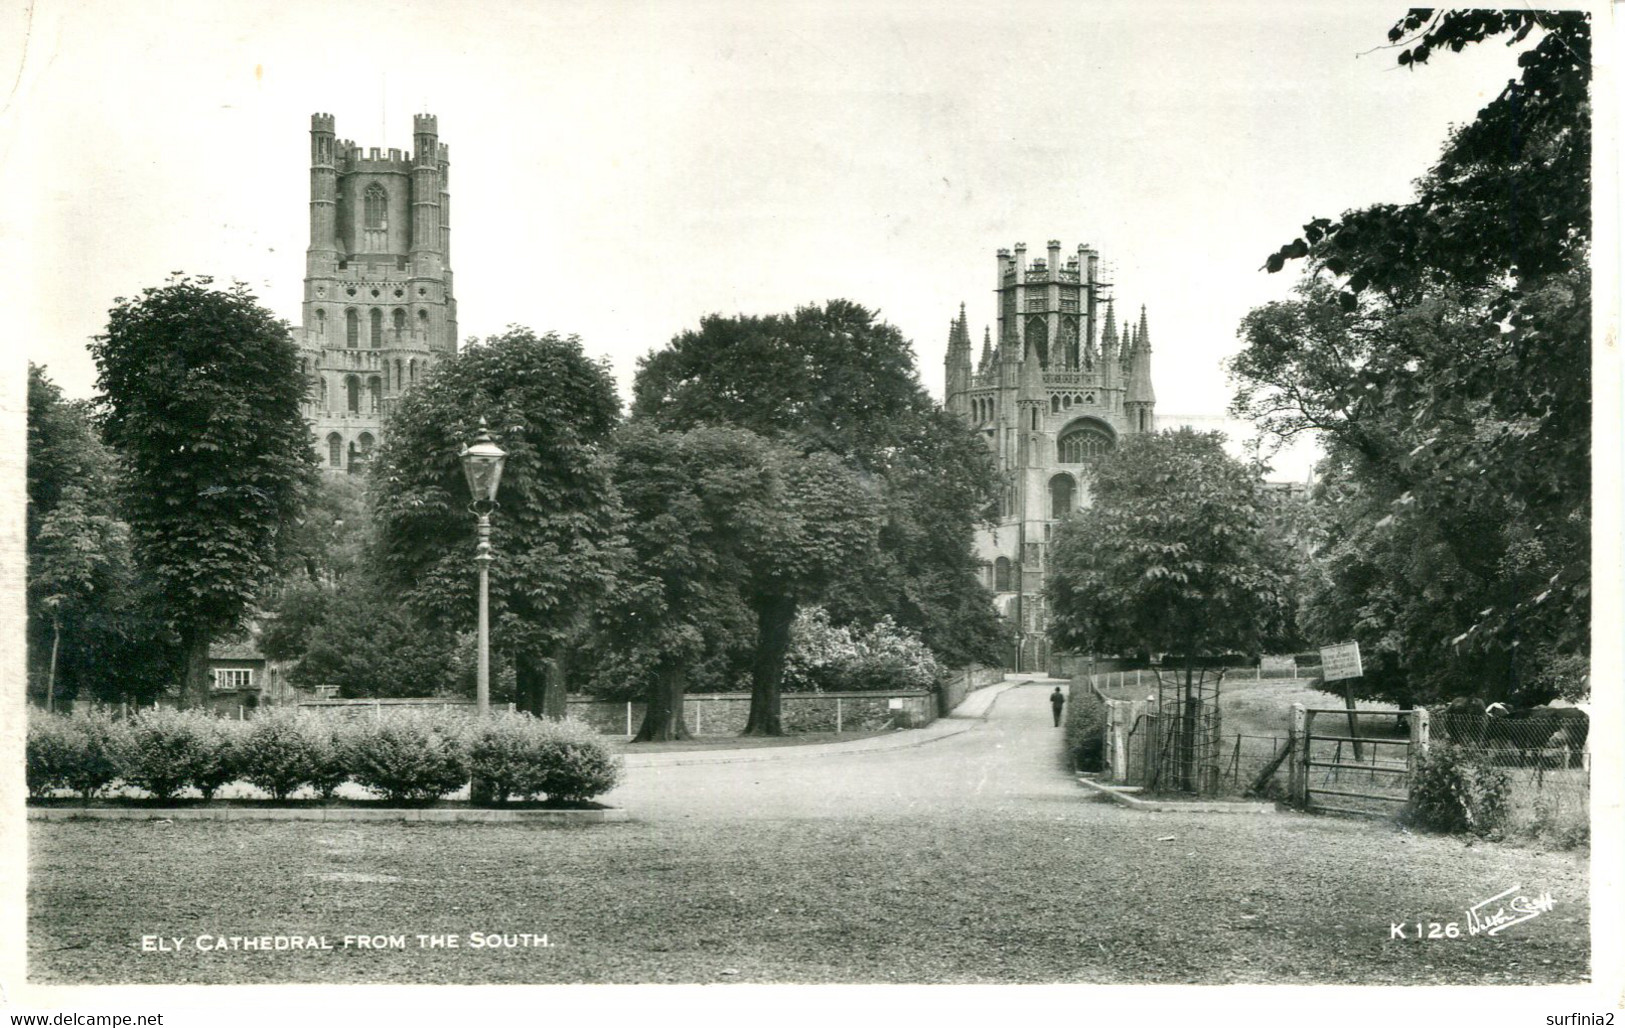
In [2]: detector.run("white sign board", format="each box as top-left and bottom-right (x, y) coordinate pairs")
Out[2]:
(1319, 642), (1363, 682)
(887, 697), (904, 710)
(1260, 654), (1297, 673)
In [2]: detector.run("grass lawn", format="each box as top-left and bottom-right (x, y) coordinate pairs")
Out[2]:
(29, 810), (1588, 985)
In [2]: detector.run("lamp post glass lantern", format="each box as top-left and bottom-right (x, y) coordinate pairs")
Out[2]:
(459, 420), (507, 715)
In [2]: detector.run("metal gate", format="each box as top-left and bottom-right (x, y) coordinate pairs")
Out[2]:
(1291, 707), (1428, 817)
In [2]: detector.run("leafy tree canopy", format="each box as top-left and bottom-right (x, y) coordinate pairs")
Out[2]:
(371, 326), (624, 715)
(1233, 10), (1590, 702)
(633, 300), (1005, 668)
(88, 277), (318, 706)
(1046, 429), (1296, 662)
(26, 364), (181, 706)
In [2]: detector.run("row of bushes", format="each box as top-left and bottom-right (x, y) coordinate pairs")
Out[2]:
(26, 708), (621, 805)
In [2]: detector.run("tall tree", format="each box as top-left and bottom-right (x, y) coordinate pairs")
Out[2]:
(737, 447), (881, 735)
(633, 300), (1005, 669)
(604, 425), (768, 740)
(89, 279), (317, 707)
(1238, 10), (1590, 703)
(1047, 430), (1295, 785)
(372, 327), (624, 716)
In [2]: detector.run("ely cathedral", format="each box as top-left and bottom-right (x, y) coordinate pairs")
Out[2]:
(297, 113), (458, 473)
(284, 115), (1153, 673)
(942, 241), (1157, 672)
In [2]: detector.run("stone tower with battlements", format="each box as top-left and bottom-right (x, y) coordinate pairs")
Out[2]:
(943, 240), (1158, 671)
(298, 112), (457, 473)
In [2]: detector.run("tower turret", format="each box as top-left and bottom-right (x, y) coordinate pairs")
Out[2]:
(1100, 299), (1118, 388)
(308, 113), (338, 263)
(1125, 305), (1157, 433)
(978, 325), (994, 375)
(944, 303), (973, 415)
(411, 113), (442, 269)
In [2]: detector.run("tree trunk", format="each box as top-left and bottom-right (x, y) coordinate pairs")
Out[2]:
(514, 652), (546, 716)
(635, 663), (692, 742)
(743, 594), (797, 736)
(1180, 652), (1197, 792)
(181, 631), (213, 710)
(47, 613), (61, 713)
(543, 655), (568, 721)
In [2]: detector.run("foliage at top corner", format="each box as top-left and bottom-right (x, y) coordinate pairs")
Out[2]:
(1262, 8), (1590, 296)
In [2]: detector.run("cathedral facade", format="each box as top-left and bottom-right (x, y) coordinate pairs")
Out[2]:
(297, 113), (458, 473)
(943, 241), (1157, 672)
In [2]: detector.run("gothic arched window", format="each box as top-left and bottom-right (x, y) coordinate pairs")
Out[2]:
(357, 432), (375, 457)
(369, 309), (383, 348)
(315, 309), (326, 336)
(363, 183), (387, 250)
(392, 308), (406, 339)
(1057, 421), (1114, 463)
(346, 375), (360, 413)
(994, 557), (1012, 592)
(345, 309), (359, 348)
(1049, 474), (1077, 519)
(1025, 316), (1048, 366)
(327, 433), (342, 467)
(395, 359), (403, 391)
(368, 376), (382, 411)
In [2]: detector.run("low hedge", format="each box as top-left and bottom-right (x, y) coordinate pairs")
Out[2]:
(26, 708), (623, 806)
(1064, 684), (1107, 772)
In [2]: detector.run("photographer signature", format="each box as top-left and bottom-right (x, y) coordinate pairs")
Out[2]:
(1466, 884), (1555, 936)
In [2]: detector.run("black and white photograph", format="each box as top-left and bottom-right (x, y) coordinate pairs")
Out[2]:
(2, 1), (1619, 1023)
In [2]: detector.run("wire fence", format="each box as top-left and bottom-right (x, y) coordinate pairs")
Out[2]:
(1433, 713), (1591, 835)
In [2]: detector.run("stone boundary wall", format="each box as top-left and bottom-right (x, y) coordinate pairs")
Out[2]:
(569, 691), (937, 737)
(295, 692), (937, 736)
(937, 665), (1005, 716)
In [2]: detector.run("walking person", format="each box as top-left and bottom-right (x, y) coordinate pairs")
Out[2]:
(1050, 686), (1065, 727)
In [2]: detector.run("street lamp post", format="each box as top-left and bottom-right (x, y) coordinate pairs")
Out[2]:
(459, 419), (507, 716)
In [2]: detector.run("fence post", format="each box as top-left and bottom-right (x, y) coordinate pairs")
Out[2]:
(626, 702), (632, 737)
(836, 697), (843, 734)
(1289, 703), (1307, 807)
(696, 701), (703, 736)
(1409, 707), (1429, 775)
(374, 699), (381, 724)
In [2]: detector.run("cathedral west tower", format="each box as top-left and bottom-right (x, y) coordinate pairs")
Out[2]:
(299, 112), (457, 473)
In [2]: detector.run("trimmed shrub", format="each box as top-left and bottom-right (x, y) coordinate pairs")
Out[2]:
(27, 716), (76, 798)
(116, 709), (241, 802)
(239, 710), (330, 800)
(63, 712), (128, 799)
(534, 718), (622, 804)
(1402, 745), (1510, 837)
(342, 711), (469, 803)
(467, 713), (548, 803)
(1064, 686), (1107, 772)
(307, 720), (352, 800)
(467, 714), (622, 804)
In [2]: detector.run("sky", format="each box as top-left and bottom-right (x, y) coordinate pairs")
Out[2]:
(0, 1), (1556, 482)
